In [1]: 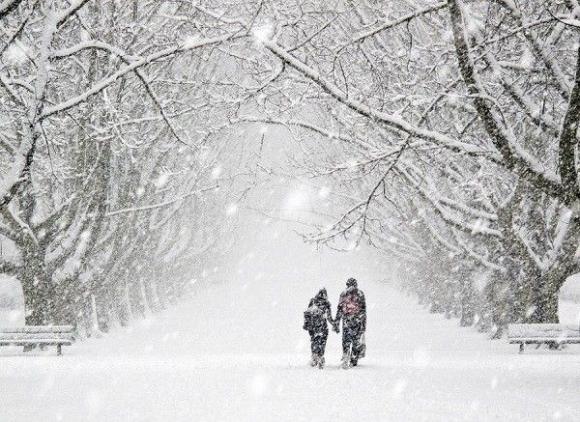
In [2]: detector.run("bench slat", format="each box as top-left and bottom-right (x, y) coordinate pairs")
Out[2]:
(0, 326), (75, 356)
(0, 326), (74, 334)
(507, 323), (580, 339)
(0, 333), (74, 341)
(509, 338), (580, 343)
(0, 340), (73, 346)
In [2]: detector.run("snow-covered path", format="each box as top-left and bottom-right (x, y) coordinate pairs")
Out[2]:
(2, 277), (580, 421)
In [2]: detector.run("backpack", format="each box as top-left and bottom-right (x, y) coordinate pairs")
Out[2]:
(341, 292), (361, 316)
(303, 302), (324, 331)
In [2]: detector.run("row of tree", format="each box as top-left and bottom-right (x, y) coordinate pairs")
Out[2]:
(239, 0), (580, 336)
(0, 0), (259, 335)
(2, 0), (580, 339)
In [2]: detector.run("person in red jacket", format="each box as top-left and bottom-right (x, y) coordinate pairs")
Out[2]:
(334, 278), (366, 368)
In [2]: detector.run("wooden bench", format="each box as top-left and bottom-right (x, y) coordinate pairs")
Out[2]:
(508, 323), (580, 353)
(0, 326), (75, 355)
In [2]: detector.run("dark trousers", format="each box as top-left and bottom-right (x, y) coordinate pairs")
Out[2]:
(309, 330), (329, 356)
(342, 322), (364, 359)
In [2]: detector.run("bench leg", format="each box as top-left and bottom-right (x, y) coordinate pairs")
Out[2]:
(57, 344), (62, 356)
(519, 343), (524, 353)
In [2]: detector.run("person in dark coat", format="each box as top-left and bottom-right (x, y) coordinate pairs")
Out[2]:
(303, 288), (335, 368)
(334, 277), (366, 368)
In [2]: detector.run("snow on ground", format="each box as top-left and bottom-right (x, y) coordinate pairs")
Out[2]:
(2, 276), (580, 422)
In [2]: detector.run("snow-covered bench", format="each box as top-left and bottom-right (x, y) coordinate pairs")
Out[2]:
(508, 323), (580, 353)
(0, 326), (75, 355)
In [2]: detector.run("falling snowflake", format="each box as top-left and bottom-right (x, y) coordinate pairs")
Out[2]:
(211, 165), (223, 179)
(318, 186), (330, 198)
(154, 173), (170, 188)
(4, 43), (29, 65)
(253, 23), (274, 43)
(226, 203), (238, 215)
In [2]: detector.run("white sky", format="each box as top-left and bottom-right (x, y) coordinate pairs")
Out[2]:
(215, 124), (392, 297)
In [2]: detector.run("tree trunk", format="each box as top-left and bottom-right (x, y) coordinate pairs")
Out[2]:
(94, 286), (113, 332)
(142, 278), (160, 313)
(459, 275), (475, 327)
(486, 274), (508, 339)
(505, 257), (534, 324)
(128, 278), (146, 319)
(530, 274), (560, 323)
(19, 250), (55, 326)
(155, 280), (168, 311)
(532, 291), (559, 323)
(113, 281), (131, 327)
(53, 277), (81, 326)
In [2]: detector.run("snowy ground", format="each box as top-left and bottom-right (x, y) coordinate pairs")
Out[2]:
(2, 277), (580, 422)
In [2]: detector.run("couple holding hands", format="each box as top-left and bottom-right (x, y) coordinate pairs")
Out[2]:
(303, 278), (367, 369)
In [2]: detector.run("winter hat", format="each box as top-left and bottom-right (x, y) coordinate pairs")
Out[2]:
(346, 278), (357, 288)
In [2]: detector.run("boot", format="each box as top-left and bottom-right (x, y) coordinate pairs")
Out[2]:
(317, 356), (325, 369)
(341, 352), (351, 369)
(310, 354), (318, 367)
